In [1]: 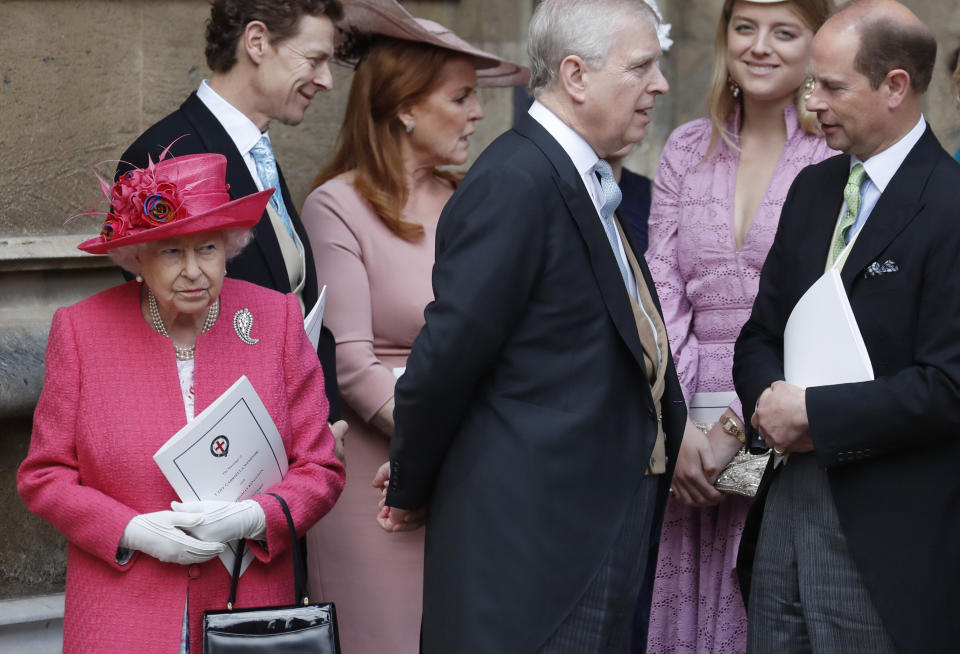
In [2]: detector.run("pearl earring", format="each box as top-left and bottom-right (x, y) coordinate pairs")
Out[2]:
(727, 75), (740, 98)
(136, 275), (143, 283)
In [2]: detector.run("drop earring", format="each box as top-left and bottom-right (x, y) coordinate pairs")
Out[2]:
(801, 75), (814, 101)
(727, 75), (740, 98)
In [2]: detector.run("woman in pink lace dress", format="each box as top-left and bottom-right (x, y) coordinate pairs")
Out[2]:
(644, 1), (834, 651)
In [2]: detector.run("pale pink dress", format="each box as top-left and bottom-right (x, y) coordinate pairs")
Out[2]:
(302, 177), (436, 654)
(644, 105), (834, 653)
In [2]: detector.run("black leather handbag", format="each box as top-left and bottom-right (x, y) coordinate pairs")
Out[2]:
(202, 493), (341, 654)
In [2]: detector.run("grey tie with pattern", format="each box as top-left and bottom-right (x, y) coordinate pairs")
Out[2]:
(594, 159), (635, 300)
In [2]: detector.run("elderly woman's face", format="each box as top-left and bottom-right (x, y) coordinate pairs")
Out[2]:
(403, 57), (484, 168)
(136, 232), (226, 318)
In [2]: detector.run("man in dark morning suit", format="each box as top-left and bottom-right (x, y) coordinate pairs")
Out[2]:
(374, 1), (684, 651)
(117, 0), (342, 420)
(733, 2), (960, 652)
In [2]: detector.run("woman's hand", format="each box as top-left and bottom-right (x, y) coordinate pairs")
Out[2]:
(372, 461), (426, 533)
(671, 418), (725, 507)
(705, 419), (744, 481)
(119, 511), (225, 564)
(330, 420), (348, 464)
(370, 398), (396, 436)
(171, 499), (266, 543)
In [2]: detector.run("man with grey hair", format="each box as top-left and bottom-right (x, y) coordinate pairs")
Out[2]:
(735, 1), (960, 651)
(378, 1), (683, 651)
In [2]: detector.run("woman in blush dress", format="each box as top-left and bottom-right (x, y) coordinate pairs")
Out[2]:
(299, 2), (528, 652)
(643, 1), (834, 652)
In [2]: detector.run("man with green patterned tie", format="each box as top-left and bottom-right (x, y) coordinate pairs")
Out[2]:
(733, 1), (960, 652)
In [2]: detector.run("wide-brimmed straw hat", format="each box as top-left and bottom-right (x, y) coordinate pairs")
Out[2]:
(334, 0), (530, 88)
(78, 153), (273, 254)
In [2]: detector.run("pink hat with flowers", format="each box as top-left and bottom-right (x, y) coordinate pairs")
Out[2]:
(77, 152), (273, 254)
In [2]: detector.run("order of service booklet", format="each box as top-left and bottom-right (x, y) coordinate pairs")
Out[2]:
(783, 267), (874, 388)
(304, 285), (327, 352)
(154, 375), (288, 574)
(779, 267), (874, 466)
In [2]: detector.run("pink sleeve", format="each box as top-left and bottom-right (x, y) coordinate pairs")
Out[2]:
(645, 131), (700, 405)
(17, 309), (139, 570)
(248, 293), (345, 563)
(302, 184), (397, 423)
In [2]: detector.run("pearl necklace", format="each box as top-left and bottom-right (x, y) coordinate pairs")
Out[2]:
(147, 289), (219, 361)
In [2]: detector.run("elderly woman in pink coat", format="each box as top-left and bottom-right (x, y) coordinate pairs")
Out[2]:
(17, 152), (345, 653)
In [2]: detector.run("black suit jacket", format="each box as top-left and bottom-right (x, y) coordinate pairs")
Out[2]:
(386, 113), (685, 653)
(117, 92), (339, 419)
(734, 127), (960, 653)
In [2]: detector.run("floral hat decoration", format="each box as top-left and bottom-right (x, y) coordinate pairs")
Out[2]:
(77, 149), (273, 254)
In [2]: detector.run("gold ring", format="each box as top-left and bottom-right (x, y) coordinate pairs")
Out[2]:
(773, 446), (785, 455)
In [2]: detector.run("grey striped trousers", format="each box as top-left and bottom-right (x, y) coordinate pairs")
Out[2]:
(538, 474), (660, 653)
(747, 453), (898, 653)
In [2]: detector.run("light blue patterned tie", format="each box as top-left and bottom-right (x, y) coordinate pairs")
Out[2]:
(594, 159), (635, 300)
(249, 136), (297, 241)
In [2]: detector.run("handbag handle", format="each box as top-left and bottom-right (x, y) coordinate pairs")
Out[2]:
(226, 492), (308, 609)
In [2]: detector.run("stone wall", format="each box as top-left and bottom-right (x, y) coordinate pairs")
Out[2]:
(1, 0), (959, 602)
(2, 0), (958, 241)
(0, 0), (530, 241)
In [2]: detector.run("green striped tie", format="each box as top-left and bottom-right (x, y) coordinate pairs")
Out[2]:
(831, 163), (868, 263)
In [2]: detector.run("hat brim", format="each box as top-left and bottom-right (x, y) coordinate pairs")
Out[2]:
(78, 188), (273, 254)
(335, 0), (530, 88)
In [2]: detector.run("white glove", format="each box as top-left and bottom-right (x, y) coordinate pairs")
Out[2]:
(120, 511), (226, 564)
(170, 499), (267, 543)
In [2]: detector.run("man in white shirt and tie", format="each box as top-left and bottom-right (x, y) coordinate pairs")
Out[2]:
(378, 1), (686, 651)
(118, 0), (343, 420)
(734, 1), (960, 652)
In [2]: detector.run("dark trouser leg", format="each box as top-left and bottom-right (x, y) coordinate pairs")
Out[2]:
(539, 475), (660, 654)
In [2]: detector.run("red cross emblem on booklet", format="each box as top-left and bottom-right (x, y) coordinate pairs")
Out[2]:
(210, 435), (230, 458)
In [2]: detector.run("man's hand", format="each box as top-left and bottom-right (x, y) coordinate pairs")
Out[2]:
(372, 461), (427, 533)
(672, 418), (724, 507)
(751, 381), (813, 454)
(330, 420), (348, 464)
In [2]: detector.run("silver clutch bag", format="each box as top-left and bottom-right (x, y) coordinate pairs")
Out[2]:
(693, 421), (769, 497)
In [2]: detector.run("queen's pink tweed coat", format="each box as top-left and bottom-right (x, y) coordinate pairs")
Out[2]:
(18, 278), (345, 654)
